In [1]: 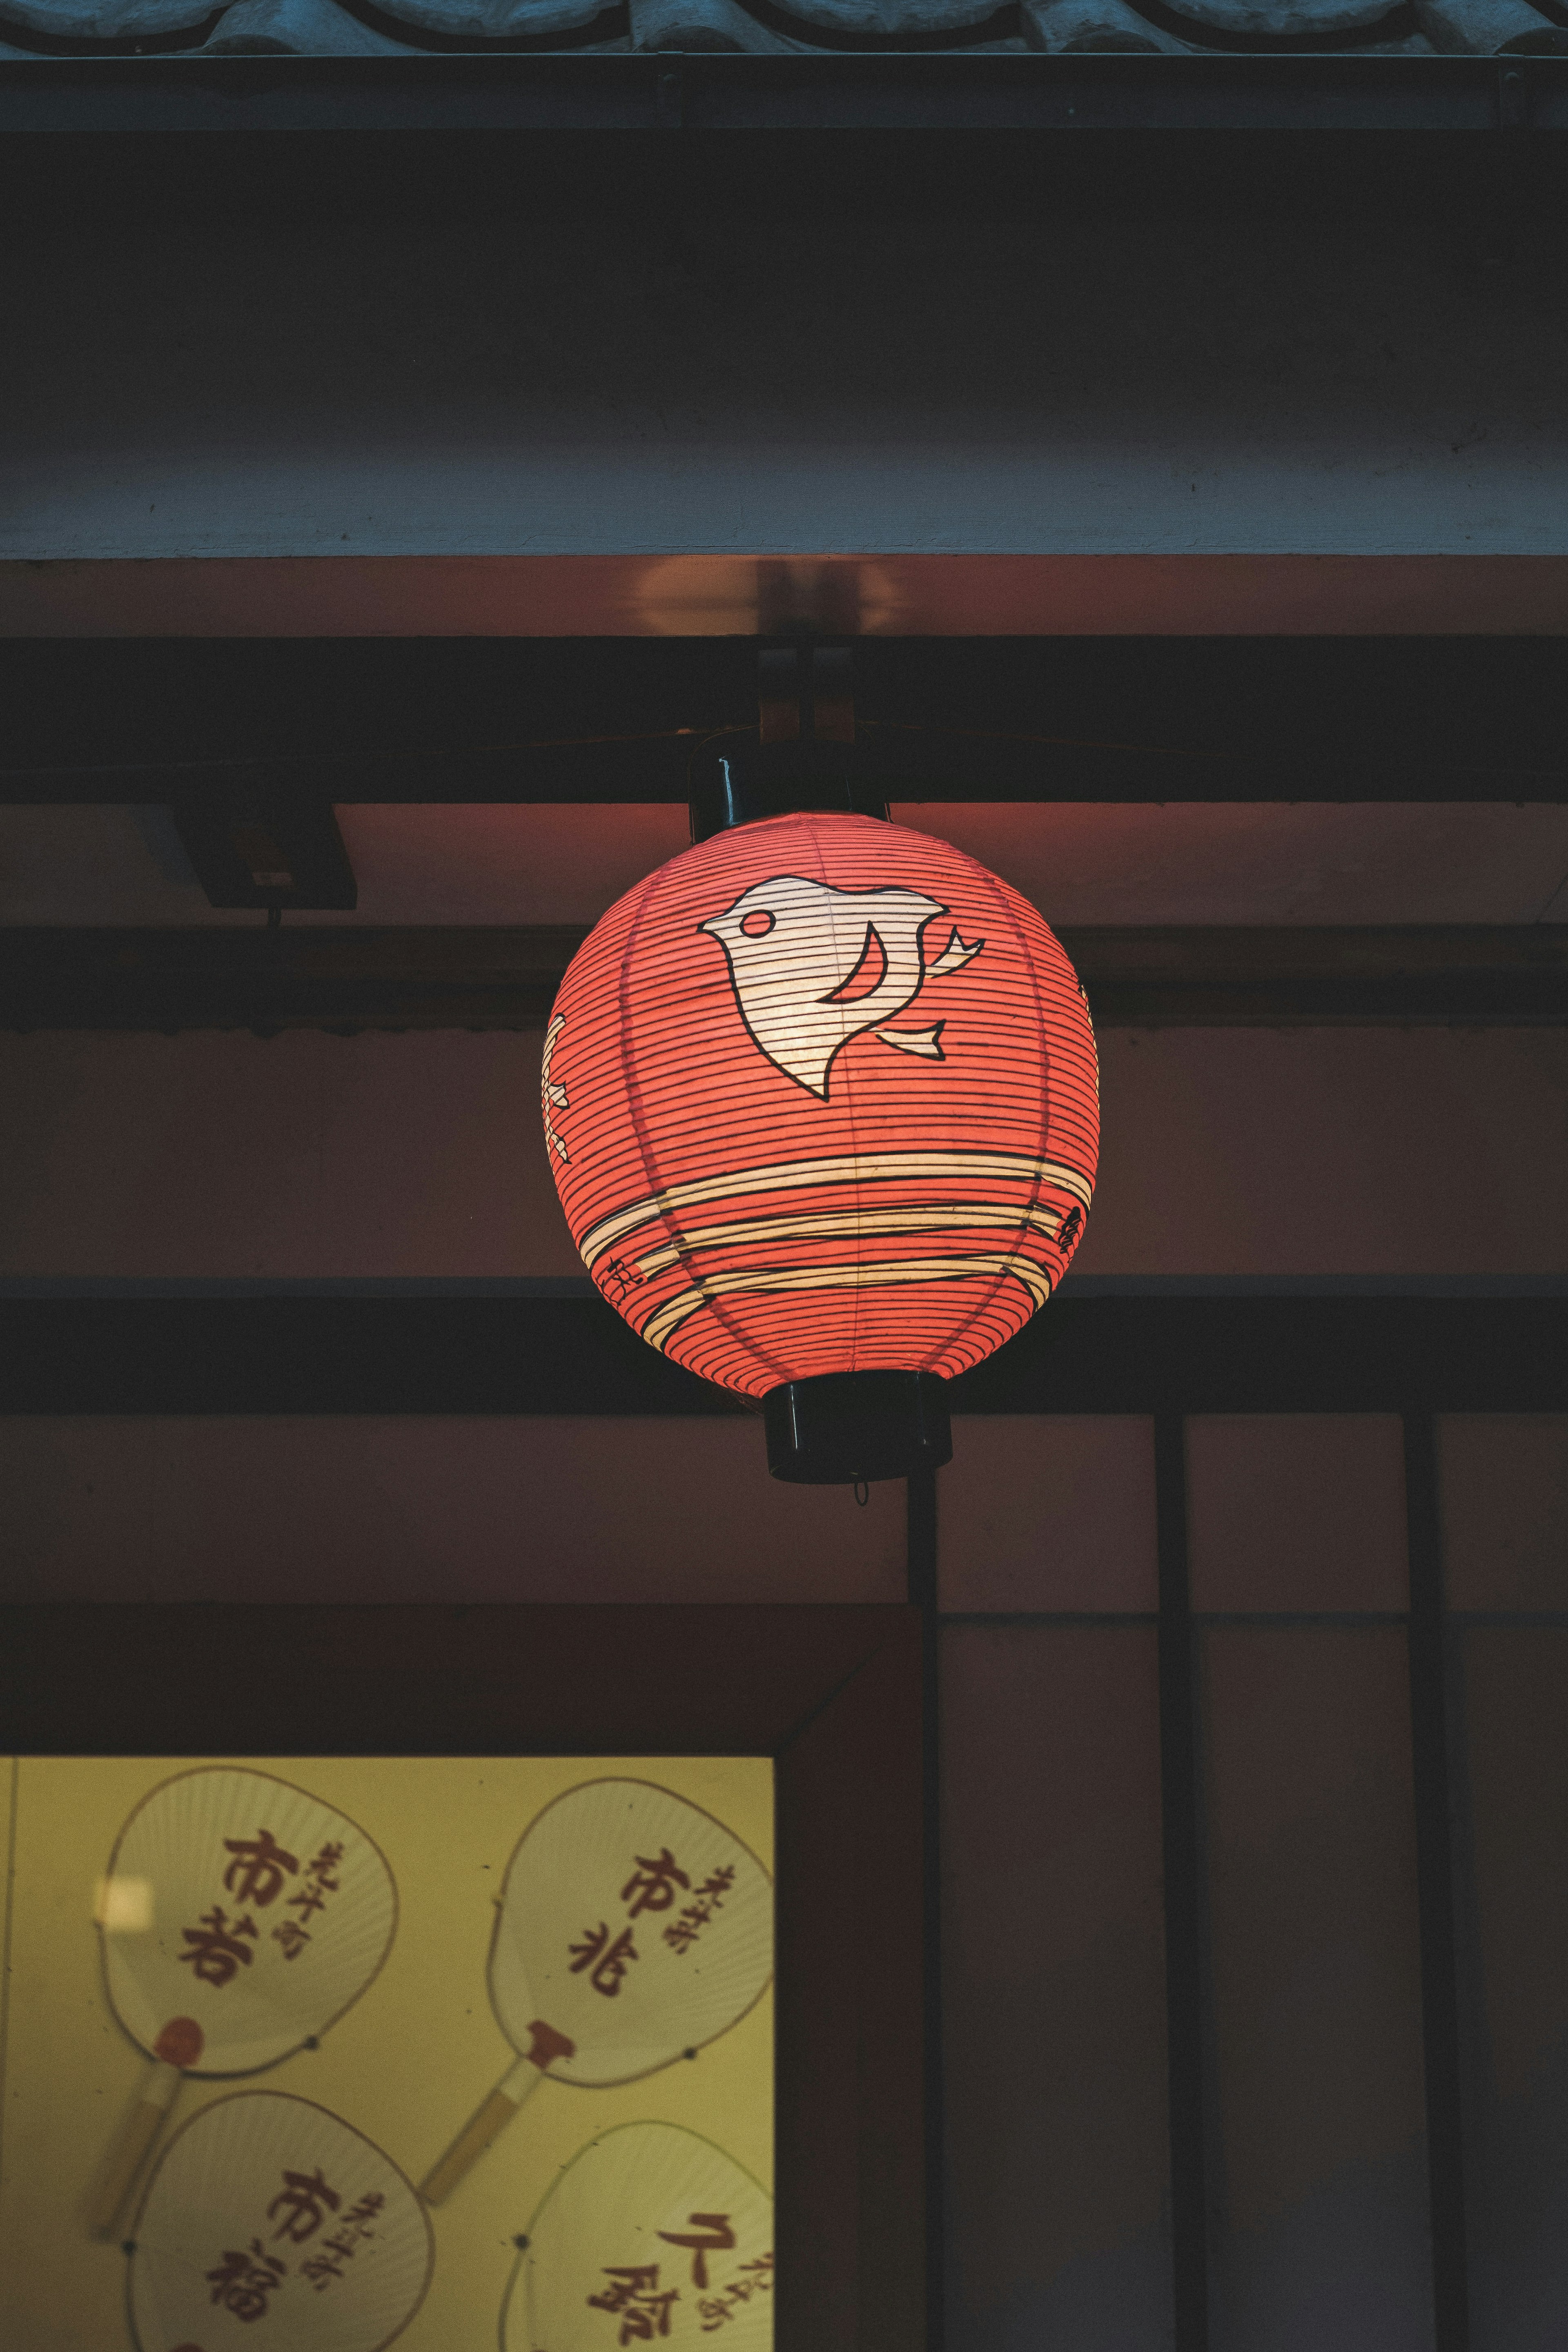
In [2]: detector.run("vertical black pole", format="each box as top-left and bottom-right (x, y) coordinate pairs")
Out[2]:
(1404, 1411), (1471, 2352)
(1154, 1412), (1209, 2352)
(907, 1463), (944, 2352)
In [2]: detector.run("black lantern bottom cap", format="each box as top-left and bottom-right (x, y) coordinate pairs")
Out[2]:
(763, 1370), (953, 1486)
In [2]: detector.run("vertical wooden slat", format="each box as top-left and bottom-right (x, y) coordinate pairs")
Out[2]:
(775, 1611), (927, 2352)
(909, 1464), (945, 2352)
(1155, 1412), (1210, 2352)
(1404, 1412), (1472, 2352)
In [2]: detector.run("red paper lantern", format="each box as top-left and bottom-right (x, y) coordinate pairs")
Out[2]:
(543, 809), (1098, 1479)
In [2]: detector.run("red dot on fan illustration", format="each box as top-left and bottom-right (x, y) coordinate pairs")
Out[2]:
(156, 2019), (204, 2067)
(87, 1768), (396, 2239)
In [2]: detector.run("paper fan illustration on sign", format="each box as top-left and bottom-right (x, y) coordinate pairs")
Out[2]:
(503, 2122), (773, 2352)
(88, 1768), (396, 2235)
(420, 1779), (772, 2203)
(129, 2089), (432, 2352)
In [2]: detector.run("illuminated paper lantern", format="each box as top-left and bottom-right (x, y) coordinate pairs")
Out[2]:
(543, 808), (1098, 1481)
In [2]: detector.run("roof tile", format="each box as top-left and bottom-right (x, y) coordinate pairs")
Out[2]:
(630, 0), (802, 43)
(0, 0), (209, 34)
(1166, 0), (1395, 27)
(1415, 0), (1568, 48)
(0, 0), (1454, 51)
(196, 0), (414, 43)
(762, 0), (1004, 33)
(1022, 0), (1190, 47)
(367, 0), (604, 33)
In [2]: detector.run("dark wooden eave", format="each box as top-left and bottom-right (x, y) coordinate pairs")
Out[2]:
(2, 54), (1567, 136)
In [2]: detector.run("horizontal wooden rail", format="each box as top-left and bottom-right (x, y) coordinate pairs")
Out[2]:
(1, 1294), (1563, 1415)
(3, 924), (1565, 1030)
(0, 55), (1566, 140)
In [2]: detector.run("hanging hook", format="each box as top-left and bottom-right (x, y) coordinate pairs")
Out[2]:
(853, 1479), (869, 1508)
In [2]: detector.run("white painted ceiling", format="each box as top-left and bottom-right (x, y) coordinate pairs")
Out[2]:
(1, 802), (1566, 928)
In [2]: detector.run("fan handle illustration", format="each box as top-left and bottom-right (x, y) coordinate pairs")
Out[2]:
(420, 1778), (773, 2205)
(129, 2089), (433, 2352)
(87, 1767), (397, 2238)
(504, 2120), (773, 2352)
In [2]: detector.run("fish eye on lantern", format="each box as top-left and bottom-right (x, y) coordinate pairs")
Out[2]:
(542, 695), (1099, 1491)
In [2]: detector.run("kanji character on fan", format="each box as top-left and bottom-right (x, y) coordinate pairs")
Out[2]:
(342, 2191), (385, 2233)
(662, 1865), (735, 1954)
(301, 2218), (363, 2287)
(588, 2264), (680, 2343)
(589, 2265), (659, 2311)
(267, 2165), (342, 2244)
(657, 2213), (736, 2288)
(663, 1911), (704, 1956)
(221, 1828), (300, 1908)
(272, 1918), (311, 1960)
(305, 1841), (344, 1889)
(178, 1905), (258, 1987)
(620, 1847), (691, 1917)
(617, 2296), (680, 2345)
(569, 1920), (639, 1996)
(207, 2238), (285, 2321)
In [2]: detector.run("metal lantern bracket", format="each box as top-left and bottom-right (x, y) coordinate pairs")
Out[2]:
(688, 646), (891, 842)
(758, 644), (854, 750)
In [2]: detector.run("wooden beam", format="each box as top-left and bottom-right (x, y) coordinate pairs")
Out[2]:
(2, 640), (1568, 802)
(1, 1294), (1563, 1417)
(2, 56), (1567, 145)
(2, 925), (1565, 1030)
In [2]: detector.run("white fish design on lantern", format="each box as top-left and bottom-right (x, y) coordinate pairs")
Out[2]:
(700, 873), (984, 1100)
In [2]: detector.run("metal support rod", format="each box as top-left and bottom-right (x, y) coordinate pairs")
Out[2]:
(1154, 1412), (1209, 2352)
(906, 1463), (944, 2352)
(1404, 1412), (1472, 2352)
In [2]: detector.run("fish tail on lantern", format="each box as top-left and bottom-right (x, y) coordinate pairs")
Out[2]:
(543, 812), (1098, 1484)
